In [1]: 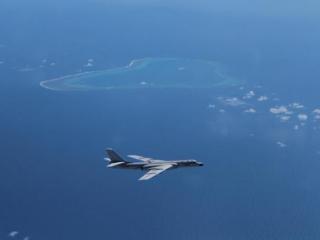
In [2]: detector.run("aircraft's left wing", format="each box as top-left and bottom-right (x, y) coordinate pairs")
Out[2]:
(139, 164), (173, 181)
(128, 155), (154, 162)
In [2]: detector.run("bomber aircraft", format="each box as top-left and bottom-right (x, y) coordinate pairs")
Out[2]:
(105, 148), (203, 181)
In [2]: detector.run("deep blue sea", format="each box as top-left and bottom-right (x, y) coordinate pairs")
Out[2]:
(1, 1), (320, 239)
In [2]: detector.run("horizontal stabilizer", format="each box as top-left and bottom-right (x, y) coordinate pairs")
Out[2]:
(108, 162), (125, 168)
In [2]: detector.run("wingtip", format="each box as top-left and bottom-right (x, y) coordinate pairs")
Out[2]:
(138, 177), (147, 181)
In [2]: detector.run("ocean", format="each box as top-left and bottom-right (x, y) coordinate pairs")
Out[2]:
(1, 1), (320, 239)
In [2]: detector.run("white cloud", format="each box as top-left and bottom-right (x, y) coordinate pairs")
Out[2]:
(219, 109), (226, 113)
(0, 61), (4, 65)
(140, 81), (147, 85)
(277, 141), (287, 148)
(178, 67), (185, 71)
(289, 102), (304, 109)
(243, 90), (255, 99)
(84, 62), (93, 67)
(313, 109), (320, 114)
(244, 108), (256, 113)
(294, 125), (299, 130)
(270, 106), (291, 115)
(88, 58), (94, 63)
(257, 96), (268, 101)
(280, 115), (291, 122)
(218, 97), (246, 107)
(297, 114), (308, 121)
(8, 231), (19, 237)
(208, 104), (216, 109)
(50, 62), (56, 66)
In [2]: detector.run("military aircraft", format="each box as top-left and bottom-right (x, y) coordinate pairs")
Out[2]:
(105, 148), (203, 181)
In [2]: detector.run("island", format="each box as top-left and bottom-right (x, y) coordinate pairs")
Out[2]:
(40, 58), (242, 91)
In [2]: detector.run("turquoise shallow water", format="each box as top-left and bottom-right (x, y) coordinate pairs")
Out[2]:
(40, 58), (241, 91)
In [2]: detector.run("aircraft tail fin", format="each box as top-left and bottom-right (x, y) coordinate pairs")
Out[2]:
(106, 149), (127, 163)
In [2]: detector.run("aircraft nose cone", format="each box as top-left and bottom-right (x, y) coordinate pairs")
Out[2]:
(198, 163), (204, 166)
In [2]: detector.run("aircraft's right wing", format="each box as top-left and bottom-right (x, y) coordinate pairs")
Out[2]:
(139, 164), (173, 181)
